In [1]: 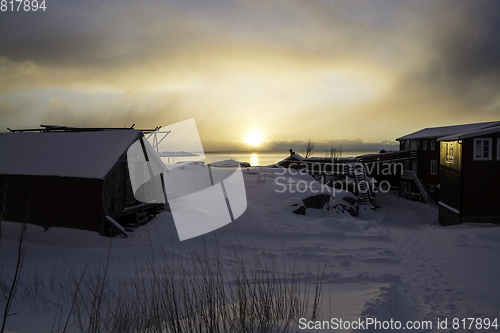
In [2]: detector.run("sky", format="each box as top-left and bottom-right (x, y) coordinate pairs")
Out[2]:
(1, 0), (499, 151)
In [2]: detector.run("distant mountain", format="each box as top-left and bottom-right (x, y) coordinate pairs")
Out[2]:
(158, 151), (199, 157)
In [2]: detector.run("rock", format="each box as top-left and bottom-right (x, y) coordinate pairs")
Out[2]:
(340, 196), (359, 217)
(292, 194), (330, 215)
(293, 205), (306, 215)
(343, 205), (358, 217)
(302, 194), (330, 209)
(342, 196), (359, 206)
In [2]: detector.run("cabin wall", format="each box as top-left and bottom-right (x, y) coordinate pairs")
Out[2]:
(414, 139), (440, 202)
(438, 140), (462, 223)
(461, 132), (500, 220)
(399, 138), (440, 202)
(0, 175), (103, 232)
(438, 205), (461, 226)
(102, 160), (134, 217)
(101, 157), (137, 234)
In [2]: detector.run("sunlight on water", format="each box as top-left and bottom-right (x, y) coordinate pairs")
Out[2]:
(250, 153), (258, 166)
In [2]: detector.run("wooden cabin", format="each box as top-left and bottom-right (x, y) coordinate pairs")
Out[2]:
(0, 127), (163, 236)
(395, 121), (500, 203)
(437, 126), (500, 225)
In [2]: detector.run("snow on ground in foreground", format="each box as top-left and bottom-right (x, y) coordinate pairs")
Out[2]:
(1, 167), (500, 332)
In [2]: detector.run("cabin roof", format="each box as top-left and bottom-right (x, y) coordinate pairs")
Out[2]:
(0, 130), (143, 179)
(282, 153), (304, 161)
(396, 121), (500, 141)
(437, 125), (500, 141)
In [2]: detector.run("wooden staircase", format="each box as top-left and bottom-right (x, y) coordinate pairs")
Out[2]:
(416, 177), (435, 204)
(402, 170), (435, 204)
(353, 162), (372, 204)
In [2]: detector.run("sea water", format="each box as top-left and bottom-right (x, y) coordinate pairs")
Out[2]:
(161, 151), (378, 166)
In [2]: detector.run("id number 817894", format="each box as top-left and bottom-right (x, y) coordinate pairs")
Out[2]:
(1, 0), (46, 11)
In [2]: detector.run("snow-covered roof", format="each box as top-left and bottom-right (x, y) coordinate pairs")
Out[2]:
(289, 153), (304, 160)
(437, 125), (500, 141)
(276, 153), (304, 163)
(396, 121), (500, 141)
(0, 130), (143, 179)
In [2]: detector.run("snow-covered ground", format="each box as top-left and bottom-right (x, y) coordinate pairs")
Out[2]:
(1, 167), (499, 332)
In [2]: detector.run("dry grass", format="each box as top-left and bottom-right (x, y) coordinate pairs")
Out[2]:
(9, 239), (324, 333)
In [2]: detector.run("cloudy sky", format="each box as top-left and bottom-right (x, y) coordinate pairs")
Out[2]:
(1, 0), (499, 151)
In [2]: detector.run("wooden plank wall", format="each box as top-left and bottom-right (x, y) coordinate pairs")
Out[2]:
(0, 175), (103, 232)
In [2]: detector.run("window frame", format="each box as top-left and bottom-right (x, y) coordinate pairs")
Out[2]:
(423, 139), (427, 150)
(430, 160), (437, 175)
(430, 139), (435, 150)
(473, 138), (492, 161)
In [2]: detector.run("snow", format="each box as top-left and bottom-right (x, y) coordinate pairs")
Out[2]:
(1, 167), (500, 332)
(0, 130), (142, 179)
(438, 201), (460, 214)
(396, 121), (500, 140)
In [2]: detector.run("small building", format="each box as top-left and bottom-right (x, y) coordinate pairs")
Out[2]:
(0, 127), (163, 235)
(395, 121), (500, 203)
(437, 126), (500, 225)
(275, 150), (304, 168)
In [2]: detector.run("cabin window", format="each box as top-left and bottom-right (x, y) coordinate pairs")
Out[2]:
(430, 160), (437, 175)
(473, 138), (492, 160)
(423, 140), (427, 150)
(430, 139), (435, 150)
(405, 140), (410, 150)
(445, 142), (454, 163)
(429, 185), (435, 193)
(411, 140), (418, 150)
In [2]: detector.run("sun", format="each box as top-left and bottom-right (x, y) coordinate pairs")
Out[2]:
(244, 130), (263, 146)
